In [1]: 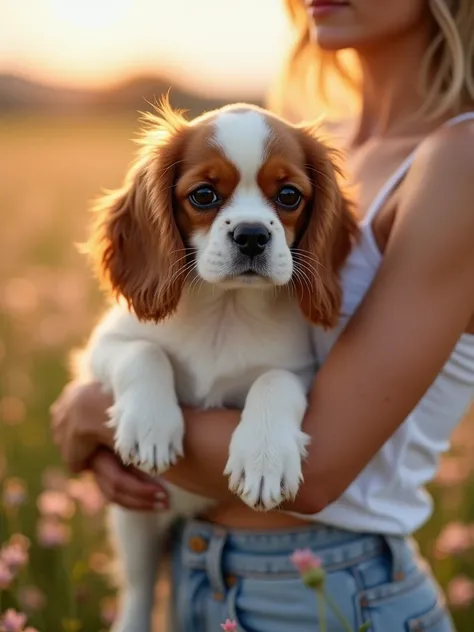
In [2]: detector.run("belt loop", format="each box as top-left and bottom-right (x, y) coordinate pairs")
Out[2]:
(383, 535), (407, 581)
(205, 526), (228, 597)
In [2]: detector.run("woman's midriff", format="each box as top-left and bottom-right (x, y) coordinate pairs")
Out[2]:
(201, 504), (310, 529)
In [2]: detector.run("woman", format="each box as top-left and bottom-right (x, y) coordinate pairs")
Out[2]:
(51, 0), (474, 630)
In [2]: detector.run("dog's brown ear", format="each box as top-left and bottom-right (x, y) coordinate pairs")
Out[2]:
(293, 126), (359, 328)
(86, 105), (190, 321)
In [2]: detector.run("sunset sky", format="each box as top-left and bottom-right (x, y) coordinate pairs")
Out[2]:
(0, 0), (293, 97)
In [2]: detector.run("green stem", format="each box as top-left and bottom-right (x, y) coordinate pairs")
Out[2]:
(316, 588), (327, 632)
(324, 590), (354, 632)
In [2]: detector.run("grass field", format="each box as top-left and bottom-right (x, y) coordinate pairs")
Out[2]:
(1, 114), (473, 631)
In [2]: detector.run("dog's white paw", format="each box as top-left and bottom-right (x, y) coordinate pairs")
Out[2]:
(224, 421), (310, 511)
(108, 394), (184, 475)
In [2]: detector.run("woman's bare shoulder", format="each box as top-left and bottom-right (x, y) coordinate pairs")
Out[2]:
(415, 116), (474, 181)
(397, 117), (474, 232)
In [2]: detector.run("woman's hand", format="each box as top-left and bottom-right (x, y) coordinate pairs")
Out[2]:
(50, 381), (115, 472)
(89, 448), (168, 511)
(50, 381), (168, 511)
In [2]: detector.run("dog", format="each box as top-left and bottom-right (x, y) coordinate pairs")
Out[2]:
(75, 100), (357, 632)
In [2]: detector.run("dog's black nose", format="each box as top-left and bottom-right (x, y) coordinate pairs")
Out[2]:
(232, 223), (271, 257)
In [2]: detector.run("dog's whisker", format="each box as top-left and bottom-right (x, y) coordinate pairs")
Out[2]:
(169, 247), (198, 257)
(294, 263), (323, 292)
(169, 260), (198, 285)
(294, 257), (320, 275)
(292, 270), (312, 299)
(182, 263), (199, 286)
(293, 249), (328, 270)
(170, 252), (196, 268)
(188, 269), (205, 293)
(292, 262), (316, 296)
(293, 253), (329, 276)
(295, 257), (324, 280)
(166, 262), (197, 288)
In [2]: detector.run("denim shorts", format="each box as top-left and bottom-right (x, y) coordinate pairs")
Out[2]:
(169, 519), (455, 632)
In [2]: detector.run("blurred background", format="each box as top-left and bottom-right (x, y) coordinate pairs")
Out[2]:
(0, 1), (473, 630)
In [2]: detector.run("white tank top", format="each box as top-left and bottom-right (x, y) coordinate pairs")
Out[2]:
(309, 112), (474, 535)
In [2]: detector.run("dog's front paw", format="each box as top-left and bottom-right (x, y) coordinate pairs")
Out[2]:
(224, 422), (310, 511)
(108, 394), (184, 475)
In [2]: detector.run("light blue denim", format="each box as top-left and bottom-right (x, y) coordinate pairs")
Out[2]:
(170, 519), (455, 632)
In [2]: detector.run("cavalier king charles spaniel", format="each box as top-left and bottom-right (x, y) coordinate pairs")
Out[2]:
(75, 100), (357, 632)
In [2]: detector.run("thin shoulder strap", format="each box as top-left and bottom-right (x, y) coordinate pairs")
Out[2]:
(362, 111), (474, 226)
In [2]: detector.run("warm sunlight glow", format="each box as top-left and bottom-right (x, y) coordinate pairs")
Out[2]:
(0, 0), (291, 97)
(48, 0), (131, 30)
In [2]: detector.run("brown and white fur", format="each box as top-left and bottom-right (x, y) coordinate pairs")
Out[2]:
(76, 101), (357, 632)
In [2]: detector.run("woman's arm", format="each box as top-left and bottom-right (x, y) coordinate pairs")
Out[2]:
(163, 124), (474, 512)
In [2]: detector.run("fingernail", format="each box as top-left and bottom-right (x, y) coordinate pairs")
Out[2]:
(155, 491), (167, 501)
(154, 501), (168, 511)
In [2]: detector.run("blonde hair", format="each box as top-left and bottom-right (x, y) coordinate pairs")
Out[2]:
(271, 0), (474, 121)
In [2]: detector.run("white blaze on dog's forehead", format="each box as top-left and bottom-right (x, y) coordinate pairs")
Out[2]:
(212, 110), (270, 182)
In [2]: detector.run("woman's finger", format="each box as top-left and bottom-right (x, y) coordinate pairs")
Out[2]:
(127, 464), (168, 489)
(95, 474), (158, 512)
(90, 450), (169, 510)
(91, 451), (158, 510)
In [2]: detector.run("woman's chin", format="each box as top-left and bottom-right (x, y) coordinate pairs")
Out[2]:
(309, 25), (362, 51)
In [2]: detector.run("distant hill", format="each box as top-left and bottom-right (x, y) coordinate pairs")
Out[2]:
(0, 73), (264, 118)
(0, 74), (88, 112)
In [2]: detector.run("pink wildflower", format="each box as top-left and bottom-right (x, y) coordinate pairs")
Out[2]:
(37, 490), (75, 520)
(36, 517), (71, 548)
(447, 575), (474, 607)
(1, 543), (29, 571)
(290, 548), (322, 574)
(1, 609), (27, 632)
(0, 559), (14, 589)
(67, 476), (104, 516)
(434, 522), (473, 558)
(9, 535), (30, 551)
(2, 478), (27, 508)
(290, 548), (326, 589)
(221, 620), (237, 631)
(18, 585), (46, 613)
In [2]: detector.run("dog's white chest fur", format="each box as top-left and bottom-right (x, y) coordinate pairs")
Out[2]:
(156, 288), (316, 409)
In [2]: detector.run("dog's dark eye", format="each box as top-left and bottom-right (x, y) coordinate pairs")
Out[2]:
(189, 186), (221, 210)
(275, 186), (302, 210)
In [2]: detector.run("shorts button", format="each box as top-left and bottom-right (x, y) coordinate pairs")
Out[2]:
(188, 535), (208, 553)
(212, 591), (225, 601)
(360, 596), (369, 608)
(394, 571), (404, 581)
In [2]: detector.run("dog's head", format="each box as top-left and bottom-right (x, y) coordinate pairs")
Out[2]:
(87, 101), (358, 328)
